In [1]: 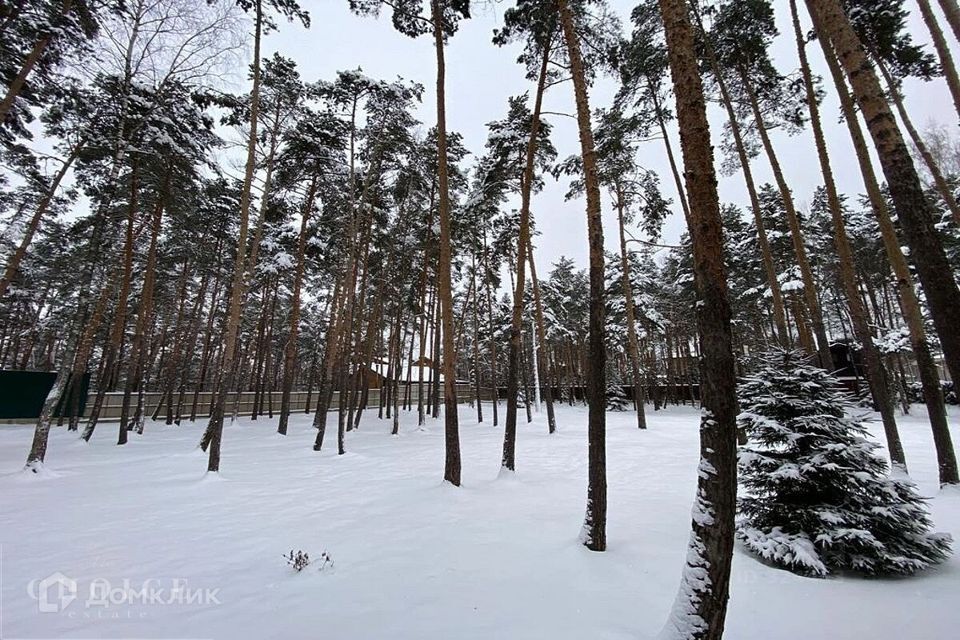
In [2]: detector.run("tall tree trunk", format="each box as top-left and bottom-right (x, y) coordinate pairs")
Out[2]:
(812, 5), (958, 485)
(559, 0), (607, 552)
(503, 39), (551, 471)
(81, 161), (139, 440)
(526, 234), (557, 433)
(937, 0), (960, 43)
(278, 180), (316, 434)
(471, 254), (485, 423)
(658, 0), (739, 637)
(917, 0), (960, 122)
(874, 56), (960, 227)
(431, 0), (461, 486)
(616, 191), (648, 430)
(739, 67), (834, 370)
(791, 0), (907, 470)
(693, 15), (790, 346)
(201, 0), (263, 471)
(805, 0), (960, 403)
(118, 171), (168, 443)
(482, 228), (499, 425)
(649, 81), (692, 223)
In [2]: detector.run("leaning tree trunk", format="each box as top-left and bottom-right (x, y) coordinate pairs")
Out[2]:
(201, 0), (263, 472)
(658, 0), (739, 638)
(874, 57), (960, 227)
(558, 0), (607, 552)
(0, 141), (82, 300)
(811, 4), (959, 485)
(938, 0), (960, 43)
(805, 0), (960, 404)
(0, 0), (75, 125)
(790, 0), (907, 471)
(917, 0), (960, 122)
(502, 38), (551, 472)
(431, 0), (462, 486)
(739, 68), (835, 371)
(693, 17), (790, 347)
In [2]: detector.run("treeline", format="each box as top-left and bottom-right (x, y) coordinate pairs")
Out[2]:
(2, 1), (960, 638)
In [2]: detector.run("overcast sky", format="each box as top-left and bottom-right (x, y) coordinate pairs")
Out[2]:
(256, 0), (956, 276)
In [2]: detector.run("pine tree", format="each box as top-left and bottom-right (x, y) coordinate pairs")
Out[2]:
(737, 349), (952, 577)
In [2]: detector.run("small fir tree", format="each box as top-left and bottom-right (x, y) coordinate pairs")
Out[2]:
(737, 349), (952, 577)
(605, 378), (630, 412)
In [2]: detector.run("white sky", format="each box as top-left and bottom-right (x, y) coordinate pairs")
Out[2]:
(259, 0), (955, 275)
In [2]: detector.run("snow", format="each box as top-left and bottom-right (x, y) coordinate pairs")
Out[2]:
(0, 404), (958, 639)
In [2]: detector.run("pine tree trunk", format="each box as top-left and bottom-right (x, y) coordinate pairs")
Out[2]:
(526, 234), (557, 433)
(81, 161), (139, 439)
(658, 0), (739, 637)
(202, 0), (263, 471)
(471, 254), (485, 423)
(874, 57), (960, 227)
(616, 193), (648, 430)
(482, 228), (499, 425)
(0, 141), (82, 300)
(811, 5), (958, 485)
(917, 0), (960, 122)
(650, 82), (692, 223)
(805, 0), (960, 410)
(559, 0), (607, 552)
(790, 0), (907, 470)
(503, 38), (550, 471)
(430, 0), (462, 485)
(119, 173), (168, 443)
(693, 17), (790, 347)
(739, 67), (834, 370)
(0, 0), (74, 125)
(938, 0), (960, 43)
(278, 177), (317, 435)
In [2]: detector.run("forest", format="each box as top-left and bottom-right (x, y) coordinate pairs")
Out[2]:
(1, 0), (959, 639)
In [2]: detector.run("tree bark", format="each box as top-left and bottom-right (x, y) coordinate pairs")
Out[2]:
(790, 0), (907, 470)
(0, 0), (75, 126)
(811, 5), (958, 485)
(937, 0), (960, 44)
(526, 233), (557, 433)
(739, 67), (834, 370)
(201, 0), (263, 471)
(805, 0), (960, 414)
(431, 0), (461, 487)
(693, 15), (790, 347)
(917, 0), (960, 122)
(616, 192), (648, 430)
(503, 38), (550, 471)
(875, 56), (960, 227)
(278, 176), (317, 435)
(658, 0), (739, 637)
(558, 0), (607, 552)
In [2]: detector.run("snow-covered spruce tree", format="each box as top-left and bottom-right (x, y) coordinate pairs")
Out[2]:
(605, 377), (630, 412)
(737, 349), (952, 577)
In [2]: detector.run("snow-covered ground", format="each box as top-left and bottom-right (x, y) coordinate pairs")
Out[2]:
(0, 403), (957, 639)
